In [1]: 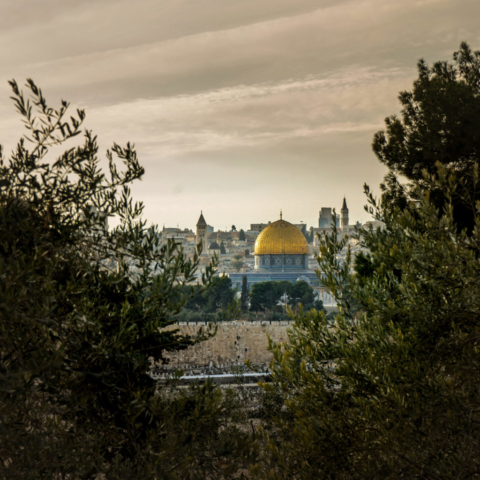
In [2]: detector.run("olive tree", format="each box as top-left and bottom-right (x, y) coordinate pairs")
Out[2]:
(256, 165), (480, 479)
(0, 80), (254, 479)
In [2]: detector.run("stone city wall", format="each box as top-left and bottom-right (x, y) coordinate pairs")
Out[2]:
(165, 321), (293, 367)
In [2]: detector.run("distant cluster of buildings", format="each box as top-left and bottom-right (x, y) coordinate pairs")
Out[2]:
(156, 198), (383, 299)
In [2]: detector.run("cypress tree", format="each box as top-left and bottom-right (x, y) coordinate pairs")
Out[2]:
(241, 275), (249, 312)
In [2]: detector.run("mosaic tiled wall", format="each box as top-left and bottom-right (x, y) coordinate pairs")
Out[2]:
(255, 254), (307, 269)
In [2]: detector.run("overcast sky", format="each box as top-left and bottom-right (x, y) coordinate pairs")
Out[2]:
(1, 0), (479, 230)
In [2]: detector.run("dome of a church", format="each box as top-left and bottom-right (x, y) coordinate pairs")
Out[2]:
(208, 241), (220, 250)
(254, 219), (308, 255)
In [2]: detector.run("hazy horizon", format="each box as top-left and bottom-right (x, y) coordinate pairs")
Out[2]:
(1, 0), (479, 230)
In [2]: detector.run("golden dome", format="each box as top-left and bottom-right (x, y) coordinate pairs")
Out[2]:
(254, 219), (308, 255)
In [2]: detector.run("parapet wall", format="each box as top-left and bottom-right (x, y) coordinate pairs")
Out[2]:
(165, 321), (293, 367)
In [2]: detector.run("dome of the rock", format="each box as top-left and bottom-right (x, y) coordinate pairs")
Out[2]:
(230, 214), (318, 290)
(254, 219), (308, 255)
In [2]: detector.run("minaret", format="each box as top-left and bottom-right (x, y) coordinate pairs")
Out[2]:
(196, 211), (207, 254)
(341, 197), (349, 230)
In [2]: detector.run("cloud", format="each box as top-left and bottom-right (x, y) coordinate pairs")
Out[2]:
(2, 0), (475, 105)
(0, 0), (479, 228)
(82, 66), (412, 161)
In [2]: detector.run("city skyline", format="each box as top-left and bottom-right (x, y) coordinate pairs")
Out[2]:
(162, 206), (347, 233)
(0, 0), (479, 228)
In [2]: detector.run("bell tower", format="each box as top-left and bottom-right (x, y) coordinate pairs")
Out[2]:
(196, 211), (207, 254)
(341, 197), (349, 230)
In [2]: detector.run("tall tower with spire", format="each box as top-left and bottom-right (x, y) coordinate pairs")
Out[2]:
(341, 197), (349, 230)
(196, 211), (208, 254)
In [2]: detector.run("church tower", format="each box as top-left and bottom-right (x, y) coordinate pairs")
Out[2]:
(196, 211), (208, 254)
(341, 197), (349, 230)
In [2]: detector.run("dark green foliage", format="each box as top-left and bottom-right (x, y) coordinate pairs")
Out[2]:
(289, 280), (314, 306)
(353, 250), (383, 288)
(313, 299), (325, 311)
(256, 165), (480, 479)
(325, 309), (337, 322)
(170, 310), (221, 323)
(353, 251), (376, 278)
(241, 275), (249, 312)
(171, 276), (238, 322)
(251, 44), (480, 478)
(373, 42), (480, 180)
(0, 80), (254, 478)
(204, 276), (236, 312)
(249, 280), (319, 312)
(373, 42), (480, 232)
(220, 241), (226, 254)
(238, 229), (246, 241)
(249, 281), (292, 311)
(181, 276), (236, 314)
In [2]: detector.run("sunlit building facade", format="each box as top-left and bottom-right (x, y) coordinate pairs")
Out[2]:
(229, 213), (319, 289)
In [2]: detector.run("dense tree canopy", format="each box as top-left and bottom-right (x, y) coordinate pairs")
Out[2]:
(249, 280), (321, 312)
(289, 280), (314, 306)
(253, 43), (480, 478)
(257, 166), (480, 479)
(250, 281), (292, 311)
(0, 80), (253, 479)
(373, 42), (480, 232)
(373, 42), (480, 179)
(182, 276), (236, 313)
